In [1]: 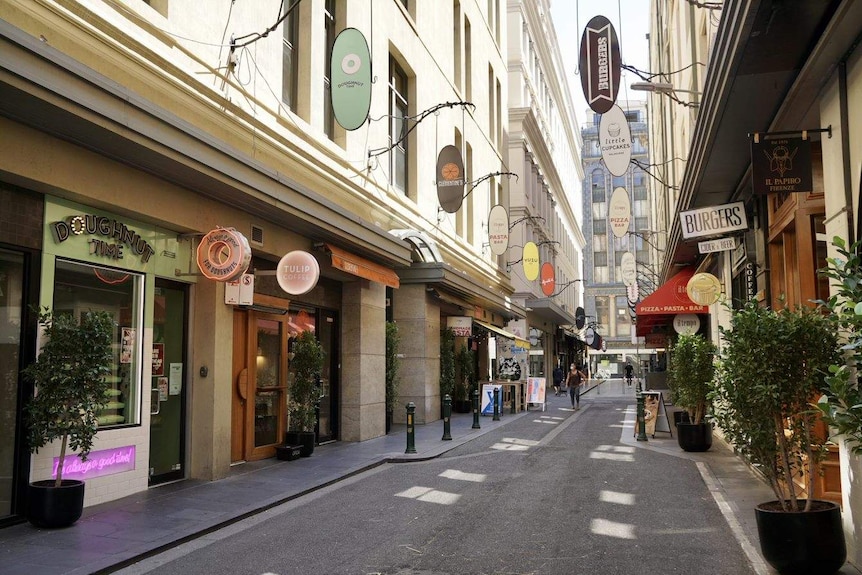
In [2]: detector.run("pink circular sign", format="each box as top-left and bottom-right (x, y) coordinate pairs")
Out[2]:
(277, 251), (320, 295)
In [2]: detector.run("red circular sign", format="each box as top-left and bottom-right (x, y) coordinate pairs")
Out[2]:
(540, 262), (555, 296)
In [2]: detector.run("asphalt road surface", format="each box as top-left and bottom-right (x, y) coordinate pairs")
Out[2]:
(117, 398), (754, 575)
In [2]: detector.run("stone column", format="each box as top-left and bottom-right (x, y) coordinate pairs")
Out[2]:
(189, 278), (233, 480)
(392, 284), (441, 424)
(341, 280), (386, 441)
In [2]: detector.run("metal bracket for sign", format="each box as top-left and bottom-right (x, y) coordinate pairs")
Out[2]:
(750, 126), (832, 142)
(174, 233), (205, 277)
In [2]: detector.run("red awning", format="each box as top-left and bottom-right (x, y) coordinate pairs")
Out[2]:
(635, 269), (707, 336)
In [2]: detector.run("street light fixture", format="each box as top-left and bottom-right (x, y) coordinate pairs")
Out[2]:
(630, 81), (701, 107)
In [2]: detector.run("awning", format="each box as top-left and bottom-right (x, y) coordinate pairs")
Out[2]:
(635, 269), (707, 316)
(474, 319), (530, 349)
(635, 268), (707, 337)
(324, 244), (400, 289)
(526, 297), (577, 326)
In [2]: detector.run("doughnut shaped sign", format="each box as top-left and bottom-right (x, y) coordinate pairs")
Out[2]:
(196, 228), (251, 282)
(330, 28), (372, 131)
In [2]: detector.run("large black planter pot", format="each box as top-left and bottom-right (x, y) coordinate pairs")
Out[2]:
(284, 431), (316, 457)
(676, 421), (712, 452)
(27, 479), (85, 528)
(756, 500), (846, 575)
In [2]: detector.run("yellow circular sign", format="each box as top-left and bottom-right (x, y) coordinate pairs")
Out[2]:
(686, 272), (722, 306)
(522, 242), (540, 281)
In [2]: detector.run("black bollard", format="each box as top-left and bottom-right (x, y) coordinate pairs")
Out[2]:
(493, 387), (500, 421)
(405, 402), (417, 453)
(636, 391), (648, 442)
(472, 388), (481, 429)
(442, 394), (452, 440)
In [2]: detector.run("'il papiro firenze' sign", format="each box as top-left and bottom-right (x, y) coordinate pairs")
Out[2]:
(53, 446), (136, 480)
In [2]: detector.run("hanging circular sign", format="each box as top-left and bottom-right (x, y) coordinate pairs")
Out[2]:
(330, 28), (372, 131)
(436, 145), (466, 213)
(540, 262), (555, 296)
(488, 204), (509, 256)
(579, 15), (622, 114)
(627, 282), (640, 303)
(609, 187), (631, 238)
(620, 251), (637, 287)
(575, 306), (586, 329)
(599, 105), (633, 177)
(585, 327), (596, 346)
(276, 250), (320, 295)
(686, 272), (722, 306)
(673, 314), (701, 335)
(196, 227), (251, 282)
(522, 242), (540, 281)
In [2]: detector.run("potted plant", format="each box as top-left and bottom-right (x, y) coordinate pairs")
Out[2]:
(667, 333), (715, 452)
(286, 330), (324, 457)
(439, 327), (455, 416)
(453, 344), (475, 413)
(711, 300), (845, 574)
(816, 236), (862, 453)
(22, 308), (115, 528)
(385, 321), (401, 433)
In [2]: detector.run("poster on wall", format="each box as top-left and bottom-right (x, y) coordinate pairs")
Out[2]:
(496, 338), (528, 382)
(121, 327), (135, 364)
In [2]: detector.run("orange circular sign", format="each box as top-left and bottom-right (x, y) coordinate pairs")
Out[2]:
(196, 228), (251, 282)
(540, 262), (555, 296)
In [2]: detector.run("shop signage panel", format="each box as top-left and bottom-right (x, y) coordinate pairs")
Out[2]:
(621, 251), (637, 286)
(522, 242), (539, 281)
(488, 204), (509, 256)
(446, 316), (473, 337)
(673, 314), (701, 335)
(540, 262), (555, 296)
(579, 15), (621, 114)
(686, 272), (722, 306)
(698, 237), (737, 254)
(276, 250), (320, 295)
(679, 201), (747, 239)
(436, 145), (466, 213)
(330, 28), (372, 131)
(225, 273), (254, 305)
(196, 228), (251, 282)
(751, 135), (813, 195)
(599, 105), (632, 176)
(609, 187), (631, 238)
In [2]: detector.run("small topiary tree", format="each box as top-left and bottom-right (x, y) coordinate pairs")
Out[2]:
(23, 308), (115, 487)
(440, 328), (455, 400)
(288, 330), (325, 433)
(385, 321), (401, 414)
(667, 333), (715, 424)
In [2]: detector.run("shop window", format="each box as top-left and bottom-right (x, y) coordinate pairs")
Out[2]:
(282, 5), (299, 112)
(389, 57), (410, 196)
(53, 259), (143, 427)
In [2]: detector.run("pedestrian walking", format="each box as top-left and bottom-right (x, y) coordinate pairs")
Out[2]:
(565, 363), (587, 409)
(625, 362), (634, 386)
(552, 363), (564, 396)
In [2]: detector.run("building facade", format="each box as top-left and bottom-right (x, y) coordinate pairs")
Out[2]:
(0, 0), (530, 522)
(644, 0), (862, 567)
(506, 0), (586, 381)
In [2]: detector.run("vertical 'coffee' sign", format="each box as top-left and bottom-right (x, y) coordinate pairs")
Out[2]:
(437, 145), (466, 213)
(579, 15), (621, 114)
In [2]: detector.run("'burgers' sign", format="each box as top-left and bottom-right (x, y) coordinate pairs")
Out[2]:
(579, 15), (621, 115)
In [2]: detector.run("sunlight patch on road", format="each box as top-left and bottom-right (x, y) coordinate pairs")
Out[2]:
(590, 518), (636, 539)
(652, 527), (718, 535)
(490, 443), (529, 451)
(439, 469), (486, 482)
(503, 437), (540, 446)
(590, 445), (635, 462)
(533, 419), (559, 425)
(608, 423), (625, 428)
(599, 490), (635, 505)
(395, 486), (461, 505)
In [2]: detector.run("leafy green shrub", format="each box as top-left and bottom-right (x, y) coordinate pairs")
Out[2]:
(668, 333), (715, 424)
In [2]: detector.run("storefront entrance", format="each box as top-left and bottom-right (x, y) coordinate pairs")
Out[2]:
(0, 248), (26, 522)
(148, 279), (188, 485)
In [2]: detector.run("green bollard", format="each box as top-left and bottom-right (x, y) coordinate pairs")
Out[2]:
(493, 387), (500, 421)
(442, 394), (452, 440)
(472, 388), (481, 429)
(405, 402), (417, 453)
(636, 391), (648, 442)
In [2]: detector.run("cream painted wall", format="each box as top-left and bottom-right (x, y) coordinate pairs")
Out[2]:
(820, 45), (862, 570)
